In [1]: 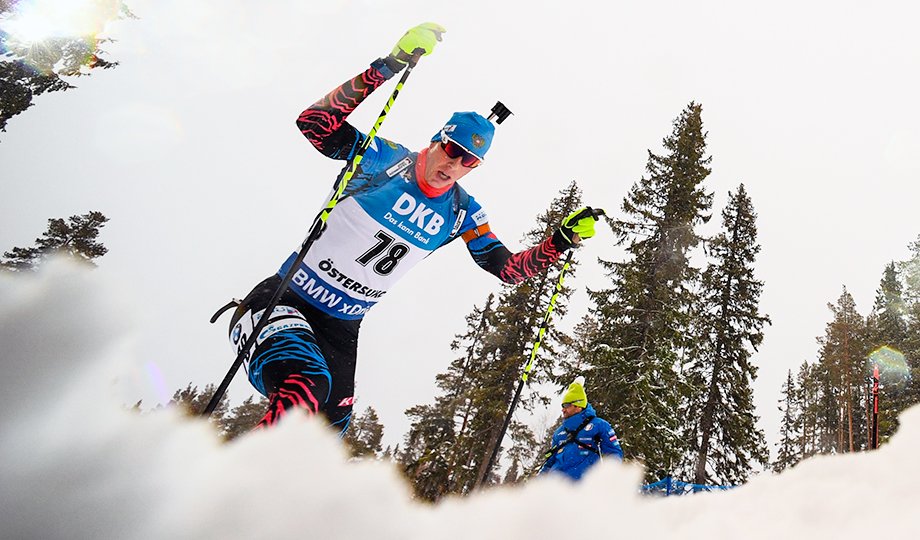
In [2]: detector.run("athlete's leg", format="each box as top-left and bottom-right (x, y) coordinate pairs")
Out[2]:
(250, 331), (331, 429)
(229, 276), (361, 434)
(278, 299), (362, 435)
(311, 319), (359, 435)
(229, 278), (332, 428)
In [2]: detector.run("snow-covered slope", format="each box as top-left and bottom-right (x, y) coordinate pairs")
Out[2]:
(1, 263), (916, 539)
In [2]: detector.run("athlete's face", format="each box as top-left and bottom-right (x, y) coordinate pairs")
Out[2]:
(424, 139), (478, 189)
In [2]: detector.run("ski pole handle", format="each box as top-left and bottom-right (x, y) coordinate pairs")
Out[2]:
(409, 49), (425, 67)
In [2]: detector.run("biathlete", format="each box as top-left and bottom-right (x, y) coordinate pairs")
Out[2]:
(227, 23), (603, 433)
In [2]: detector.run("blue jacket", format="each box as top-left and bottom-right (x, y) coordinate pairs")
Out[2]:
(540, 405), (624, 481)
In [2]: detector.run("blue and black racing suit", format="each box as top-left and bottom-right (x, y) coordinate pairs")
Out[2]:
(229, 58), (574, 433)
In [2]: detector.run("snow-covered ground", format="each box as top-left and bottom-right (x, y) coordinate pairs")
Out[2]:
(2, 262), (916, 539)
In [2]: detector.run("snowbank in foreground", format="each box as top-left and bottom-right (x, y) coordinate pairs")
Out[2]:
(1, 263), (916, 539)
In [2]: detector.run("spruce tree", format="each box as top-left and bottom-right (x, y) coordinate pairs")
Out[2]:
(1, 211), (109, 271)
(144, 384), (262, 440)
(866, 263), (909, 443)
(897, 236), (920, 409)
(795, 361), (820, 459)
(773, 370), (800, 472)
(498, 420), (537, 485)
(399, 402), (456, 501)
(900, 235), (920, 306)
(815, 361), (841, 454)
(578, 103), (713, 479)
(396, 294), (497, 501)
(682, 184), (769, 484)
(398, 181), (583, 498)
(867, 263), (908, 348)
(220, 394), (270, 441)
(528, 417), (563, 476)
(463, 181), (582, 488)
(395, 294), (497, 499)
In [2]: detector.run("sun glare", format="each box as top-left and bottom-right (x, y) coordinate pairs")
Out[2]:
(868, 345), (910, 382)
(3, 0), (121, 45)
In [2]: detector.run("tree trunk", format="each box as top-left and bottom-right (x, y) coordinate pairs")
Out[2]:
(845, 330), (854, 452)
(865, 380), (872, 450)
(693, 380), (719, 484)
(474, 425), (501, 487)
(837, 399), (845, 453)
(694, 246), (736, 484)
(847, 387), (854, 452)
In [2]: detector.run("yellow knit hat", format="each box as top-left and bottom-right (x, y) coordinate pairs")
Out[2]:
(562, 376), (588, 408)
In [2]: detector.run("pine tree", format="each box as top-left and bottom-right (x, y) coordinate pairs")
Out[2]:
(578, 103), (713, 479)
(1, 211), (109, 271)
(344, 406), (385, 458)
(817, 287), (868, 453)
(773, 370), (800, 472)
(168, 382), (229, 427)
(682, 184), (769, 484)
(794, 289), (878, 456)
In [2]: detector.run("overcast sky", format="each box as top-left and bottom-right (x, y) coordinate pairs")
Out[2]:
(2, 0), (918, 455)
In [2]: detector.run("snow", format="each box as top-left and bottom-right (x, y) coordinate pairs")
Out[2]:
(2, 261), (917, 539)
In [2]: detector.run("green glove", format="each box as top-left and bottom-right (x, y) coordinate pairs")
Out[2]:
(390, 22), (446, 65)
(557, 207), (605, 247)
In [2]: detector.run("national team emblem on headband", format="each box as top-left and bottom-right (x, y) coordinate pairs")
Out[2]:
(471, 133), (485, 149)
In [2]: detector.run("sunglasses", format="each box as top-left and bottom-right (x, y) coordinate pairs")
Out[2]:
(439, 135), (481, 168)
(561, 402), (574, 408)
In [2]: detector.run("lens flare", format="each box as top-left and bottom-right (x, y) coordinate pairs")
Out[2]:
(3, 0), (121, 44)
(868, 345), (910, 382)
(144, 361), (171, 405)
(2, 0), (124, 77)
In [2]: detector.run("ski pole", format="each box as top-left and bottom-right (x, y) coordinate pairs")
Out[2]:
(871, 364), (879, 449)
(478, 249), (575, 487)
(202, 52), (425, 417)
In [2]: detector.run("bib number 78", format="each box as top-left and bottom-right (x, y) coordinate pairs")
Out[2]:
(356, 230), (408, 276)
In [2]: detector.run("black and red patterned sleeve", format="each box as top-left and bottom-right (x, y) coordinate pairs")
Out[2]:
(296, 60), (392, 160)
(464, 225), (569, 285)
